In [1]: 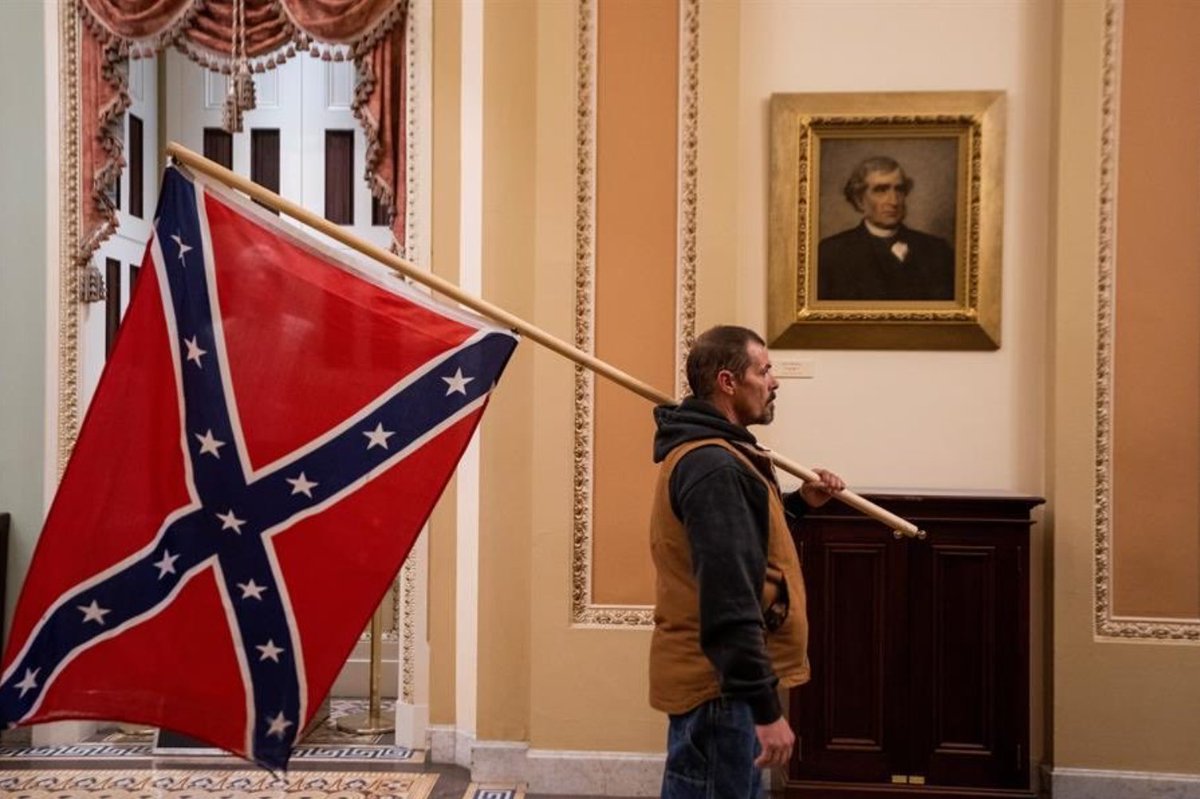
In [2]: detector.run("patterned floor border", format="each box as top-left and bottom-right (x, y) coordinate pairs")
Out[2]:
(0, 768), (439, 798)
(0, 742), (417, 762)
(465, 782), (527, 799)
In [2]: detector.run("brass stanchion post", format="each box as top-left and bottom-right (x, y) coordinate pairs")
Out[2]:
(335, 602), (394, 734)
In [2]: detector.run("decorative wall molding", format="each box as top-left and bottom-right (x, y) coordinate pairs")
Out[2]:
(401, 0), (419, 260)
(1092, 0), (1200, 642)
(570, 0), (699, 628)
(393, 2), (433, 744)
(56, 2), (83, 477)
(675, 0), (699, 397)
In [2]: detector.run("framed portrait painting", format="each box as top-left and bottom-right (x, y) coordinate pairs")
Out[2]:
(768, 91), (1005, 349)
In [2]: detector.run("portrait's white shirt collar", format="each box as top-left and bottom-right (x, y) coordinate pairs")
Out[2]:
(864, 219), (901, 238)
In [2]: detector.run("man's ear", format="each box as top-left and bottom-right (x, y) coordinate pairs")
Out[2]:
(715, 369), (737, 396)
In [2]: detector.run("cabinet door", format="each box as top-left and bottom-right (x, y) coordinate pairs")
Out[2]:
(790, 520), (909, 784)
(907, 524), (1028, 789)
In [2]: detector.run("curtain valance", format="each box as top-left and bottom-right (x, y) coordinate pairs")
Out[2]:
(77, 0), (408, 271)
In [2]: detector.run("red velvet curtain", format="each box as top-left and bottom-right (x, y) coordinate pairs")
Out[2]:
(77, 0), (408, 267)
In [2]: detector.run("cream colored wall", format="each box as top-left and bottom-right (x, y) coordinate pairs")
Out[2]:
(732, 0), (1054, 772)
(462, 0), (1059, 756)
(475, 0), (538, 743)
(0, 0), (48, 644)
(463, 0), (749, 753)
(428, 0), (462, 727)
(525, 0), (663, 752)
(735, 1), (1053, 496)
(1050, 0), (1200, 774)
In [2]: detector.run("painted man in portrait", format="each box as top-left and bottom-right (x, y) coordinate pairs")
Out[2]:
(817, 156), (955, 301)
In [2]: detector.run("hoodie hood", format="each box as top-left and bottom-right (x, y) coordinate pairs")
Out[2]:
(652, 397), (758, 463)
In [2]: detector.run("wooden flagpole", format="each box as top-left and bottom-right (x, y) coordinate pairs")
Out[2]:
(164, 142), (926, 540)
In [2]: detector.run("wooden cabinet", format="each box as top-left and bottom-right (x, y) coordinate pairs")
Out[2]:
(786, 491), (1043, 799)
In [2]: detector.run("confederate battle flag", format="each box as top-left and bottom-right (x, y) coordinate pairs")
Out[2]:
(0, 166), (517, 769)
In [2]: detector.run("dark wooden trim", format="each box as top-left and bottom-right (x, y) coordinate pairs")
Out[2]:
(203, 128), (233, 171)
(785, 780), (1035, 799)
(324, 130), (354, 225)
(128, 113), (144, 219)
(251, 128), (281, 215)
(105, 257), (121, 358)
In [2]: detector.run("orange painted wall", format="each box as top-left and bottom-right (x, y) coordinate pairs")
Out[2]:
(592, 0), (679, 605)
(1111, 0), (1200, 619)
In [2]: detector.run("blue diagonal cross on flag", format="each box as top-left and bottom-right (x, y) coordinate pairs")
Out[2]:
(0, 167), (517, 769)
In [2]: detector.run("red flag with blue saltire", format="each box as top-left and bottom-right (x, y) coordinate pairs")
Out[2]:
(0, 166), (517, 770)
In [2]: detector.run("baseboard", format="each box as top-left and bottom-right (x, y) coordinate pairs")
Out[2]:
(525, 749), (663, 796)
(426, 724), (471, 769)
(425, 728), (663, 796)
(1051, 767), (1200, 799)
(426, 725), (454, 765)
(393, 702), (428, 750)
(31, 721), (98, 746)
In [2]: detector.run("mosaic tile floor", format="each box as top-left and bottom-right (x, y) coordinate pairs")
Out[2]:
(0, 699), (412, 764)
(0, 701), (540, 799)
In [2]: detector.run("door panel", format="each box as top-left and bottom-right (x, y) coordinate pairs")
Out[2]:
(86, 54), (158, 406)
(909, 526), (1026, 789)
(791, 521), (907, 784)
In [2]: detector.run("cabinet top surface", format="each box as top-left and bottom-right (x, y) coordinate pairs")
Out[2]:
(851, 488), (1045, 503)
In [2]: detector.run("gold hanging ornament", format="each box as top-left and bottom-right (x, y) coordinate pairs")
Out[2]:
(222, 0), (257, 133)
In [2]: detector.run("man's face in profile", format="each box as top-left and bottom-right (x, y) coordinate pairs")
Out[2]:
(857, 168), (909, 230)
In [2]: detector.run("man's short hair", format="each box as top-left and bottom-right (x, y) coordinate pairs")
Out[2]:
(686, 325), (765, 400)
(843, 156), (914, 211)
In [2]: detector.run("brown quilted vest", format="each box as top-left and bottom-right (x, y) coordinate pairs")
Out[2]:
(648, 438), (810, 715)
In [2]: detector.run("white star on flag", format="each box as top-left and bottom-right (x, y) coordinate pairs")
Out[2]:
(256, 640), (285, 662)
(442, 368), (474, 396)
(170, 233), (193, 265)
(363, 422), (395, 450)
(237, 579), (268, 600)
(216, 509), (247, 534)
(184, 336), (207, 367)
(286, 472), (318, 498)
(77, 600), (111, 625)
(153, 550), (180, 579)
(13, 668), (38, 698)
(194, 429), (226, 458)
(266, 711), (293, 739)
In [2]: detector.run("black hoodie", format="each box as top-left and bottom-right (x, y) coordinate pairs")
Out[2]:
(652, 397), (807, 724)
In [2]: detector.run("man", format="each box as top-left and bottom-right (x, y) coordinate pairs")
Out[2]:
(649, 325), (844, 798)
(817, 156), (955, 301)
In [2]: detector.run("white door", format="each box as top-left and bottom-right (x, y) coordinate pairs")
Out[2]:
(163, 49), (404, 701)
(83, 54), (159, 407)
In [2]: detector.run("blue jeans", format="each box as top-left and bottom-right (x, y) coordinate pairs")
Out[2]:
(662, 697), (762, 799)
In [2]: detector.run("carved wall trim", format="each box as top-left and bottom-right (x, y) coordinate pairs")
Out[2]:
(570, 0), (698, 627)
(57, 2), (83, 477)
(1093, 0), (1199, 641)
(401, 1), (419, 261)
(396, 0), (423, 702)
(676, 0), (699, 396)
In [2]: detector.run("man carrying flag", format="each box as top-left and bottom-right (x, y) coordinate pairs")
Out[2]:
(0, 166), (517, 770)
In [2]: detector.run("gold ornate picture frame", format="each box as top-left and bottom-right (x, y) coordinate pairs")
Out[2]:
(768, 91), (1005, 350)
